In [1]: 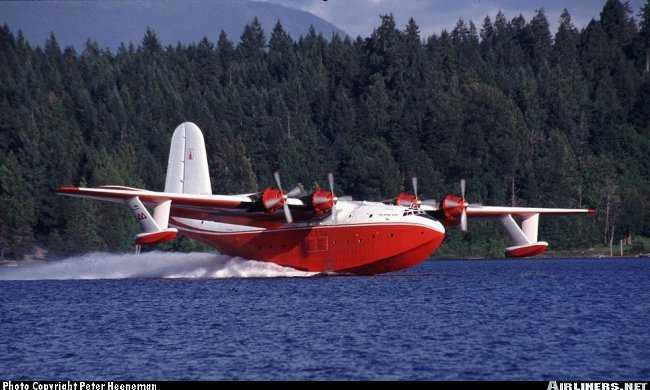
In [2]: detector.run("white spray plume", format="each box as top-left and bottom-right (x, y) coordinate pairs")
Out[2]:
(0, 251), (316, 280)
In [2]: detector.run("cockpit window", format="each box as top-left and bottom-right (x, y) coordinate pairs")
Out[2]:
(403, 208), (425, 216)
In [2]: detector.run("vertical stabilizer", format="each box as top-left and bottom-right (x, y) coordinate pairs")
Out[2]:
(164, 122), (212, 195)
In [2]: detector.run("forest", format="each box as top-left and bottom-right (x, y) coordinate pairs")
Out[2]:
(1, 0), (650, 259)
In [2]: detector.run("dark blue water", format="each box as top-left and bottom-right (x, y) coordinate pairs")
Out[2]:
(1, 255), (649, 380)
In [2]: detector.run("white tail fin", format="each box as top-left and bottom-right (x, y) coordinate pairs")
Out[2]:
(164, 122), (212, 195)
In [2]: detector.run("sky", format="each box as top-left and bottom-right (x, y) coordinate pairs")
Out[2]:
(262, 0), (646, 38)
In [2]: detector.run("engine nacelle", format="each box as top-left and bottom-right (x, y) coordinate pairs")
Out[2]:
(439, 194), (466, 226)
(261, 187), (285, 213)
(395, 192), (418, 207)
(311, 188), (335, 215)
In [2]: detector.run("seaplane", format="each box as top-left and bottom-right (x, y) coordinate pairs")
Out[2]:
(58, 122), (595, 275)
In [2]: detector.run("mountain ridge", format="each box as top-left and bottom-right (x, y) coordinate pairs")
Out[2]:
(0, 0), (346, 51)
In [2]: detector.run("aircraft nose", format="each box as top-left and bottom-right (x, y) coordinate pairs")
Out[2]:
(416, 215), (446, 236)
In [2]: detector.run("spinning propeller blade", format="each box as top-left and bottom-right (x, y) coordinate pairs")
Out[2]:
(460, 179), (468, 232)
(328, 172), (338, 222)
(286, 184), (305, 198)
(412, 176), (422, 206)
(460, 179), (466, 200)
(273, 171), (294, 224)
(412, 176), (418, 199)
(328, 172), (335, 195)
(422, 198), (438, 207)
(460, 208), (468, 232)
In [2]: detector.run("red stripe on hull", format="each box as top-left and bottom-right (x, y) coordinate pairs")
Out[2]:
(175, 222), (445, 275)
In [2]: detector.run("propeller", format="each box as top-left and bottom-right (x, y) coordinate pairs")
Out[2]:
(412, 176), (422, 207)
(421, 198), (438, 208)
(460, 205), (468, 232)
(328, 172), (335, 195)
(460, 179), (466, 199)
(439, 179), (470, 232)
(328, 172), (338, 222)
(310, 173), (337, 217)
(417, 178), (436, 208)
(412, 176), (418, 199)
(287, 183), (306, 198)
(393, 176), (421, 207)
(460, 179), (468, 232)
(273, 171), (296, 224)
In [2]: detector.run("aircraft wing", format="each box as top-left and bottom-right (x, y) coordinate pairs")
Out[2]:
(420, 200), (595, 258)
(465, 205), (596, 217)
(57, 185), (312, 219)
(57, 185), (255, 210)
(419, 203), (594, 217)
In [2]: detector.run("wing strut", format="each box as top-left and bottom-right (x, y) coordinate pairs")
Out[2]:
(127, 197), (178, 245)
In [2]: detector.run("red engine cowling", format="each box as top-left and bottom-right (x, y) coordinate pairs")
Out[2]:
(395, 192), (418, 207)
(311, 188), (334, 215)
(261, 187), (285, 213)
(439, 194), (467, 226)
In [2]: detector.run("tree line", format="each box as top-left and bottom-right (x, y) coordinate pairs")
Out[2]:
(1, 0), (650, 259)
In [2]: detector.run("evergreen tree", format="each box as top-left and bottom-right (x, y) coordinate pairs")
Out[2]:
(640, 0), (650, 72)
(239, 17), (266, 59)
(268, 20), (296, 81)
(0, 153), (36, 258)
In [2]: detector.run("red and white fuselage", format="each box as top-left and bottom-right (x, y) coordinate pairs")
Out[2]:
(170, 201), (446, 274)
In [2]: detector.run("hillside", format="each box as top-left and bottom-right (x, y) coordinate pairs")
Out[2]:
(1, 0), (650, 259)
(0, 0), (345, 51)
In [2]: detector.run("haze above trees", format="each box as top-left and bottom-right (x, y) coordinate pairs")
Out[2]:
(0, 0), (344, 51)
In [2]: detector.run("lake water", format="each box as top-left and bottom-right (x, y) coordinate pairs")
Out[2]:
(1, 252), (649, 380)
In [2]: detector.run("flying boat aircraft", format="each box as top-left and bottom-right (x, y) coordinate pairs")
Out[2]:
(58, 122), (595, 275)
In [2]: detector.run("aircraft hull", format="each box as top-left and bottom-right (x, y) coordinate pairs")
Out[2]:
(171, 219), (445, 275)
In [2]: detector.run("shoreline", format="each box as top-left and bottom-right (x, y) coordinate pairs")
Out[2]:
(1, 251), (649, 267)
(431, 255), (650, 261)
